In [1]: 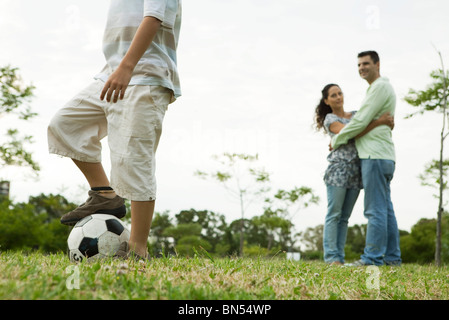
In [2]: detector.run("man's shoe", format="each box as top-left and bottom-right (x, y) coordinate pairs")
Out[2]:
(344, 259), (371, 267)
(60, 190), (126, 226)
(385, 260), (402, 267)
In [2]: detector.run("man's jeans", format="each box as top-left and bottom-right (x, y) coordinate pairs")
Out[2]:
(324, 185), (360, 263)
(360, 159), (402, 266)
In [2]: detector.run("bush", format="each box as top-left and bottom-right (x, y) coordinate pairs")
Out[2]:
(299, 250), (323, 261)
(175, 235), (212, 256)
(0, 194), (72, 253)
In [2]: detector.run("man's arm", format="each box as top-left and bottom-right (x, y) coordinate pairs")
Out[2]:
(331, 83), (388, 149)
(329, 111), (394, 136)
(355, 111), (394, 138)
(100, 16), (162, 103)
(328, 112), (393, 151)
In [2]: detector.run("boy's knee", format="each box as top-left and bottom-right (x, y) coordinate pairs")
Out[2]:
(48, 109), (75, 137)
(48, 111), (64, 132)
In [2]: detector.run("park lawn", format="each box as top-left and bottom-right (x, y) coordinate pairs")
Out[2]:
(0, 250), (448, 300)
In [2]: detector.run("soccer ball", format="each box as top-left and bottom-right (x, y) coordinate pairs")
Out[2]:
(67, 214), (130, 262)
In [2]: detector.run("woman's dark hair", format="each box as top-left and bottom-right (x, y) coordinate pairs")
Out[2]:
(314, 83), (339, 132)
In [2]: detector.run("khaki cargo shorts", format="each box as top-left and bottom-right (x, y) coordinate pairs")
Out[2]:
(48, 80), (172, 201)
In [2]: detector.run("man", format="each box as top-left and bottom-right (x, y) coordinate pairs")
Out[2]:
(331, 51), (401, 266)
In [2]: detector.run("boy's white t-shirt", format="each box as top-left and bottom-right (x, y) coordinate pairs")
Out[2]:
(95, 0), (182, 101)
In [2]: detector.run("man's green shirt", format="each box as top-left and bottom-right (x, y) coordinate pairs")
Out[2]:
(331, 77), (396, 161)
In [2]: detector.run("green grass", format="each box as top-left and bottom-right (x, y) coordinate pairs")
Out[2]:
(1, 250), (448, 300)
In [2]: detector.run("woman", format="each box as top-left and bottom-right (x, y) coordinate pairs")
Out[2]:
(314, 84), (394, 265)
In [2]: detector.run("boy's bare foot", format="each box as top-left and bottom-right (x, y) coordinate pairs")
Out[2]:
(114, 242), (150, 262)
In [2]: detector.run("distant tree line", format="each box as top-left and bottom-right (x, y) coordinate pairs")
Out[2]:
(0, 194), (302, 257)
(149, 208), (296, 257)
(1, 193), (448, 264)
(0, 194), (75, 252)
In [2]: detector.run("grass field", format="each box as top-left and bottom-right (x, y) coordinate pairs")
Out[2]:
(1, 250), (448, 300)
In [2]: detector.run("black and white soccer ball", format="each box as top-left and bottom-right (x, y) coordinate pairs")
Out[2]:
(67, 214), (130, 262)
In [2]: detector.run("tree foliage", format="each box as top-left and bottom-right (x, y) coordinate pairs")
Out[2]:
(0, 65), (35, 118)
(0, 194), (75, 252)
(404, 63), (449, 266)
(2, 193), (448, 264)
(419, 159), (449, 196)
(0, 65), (39, 174)
(195, 153), (272, 256)
(404, 69), (449, 118)
(400, 214), (449, 264)
(0, 129), (40, 172)
(195, 153), (320, 256)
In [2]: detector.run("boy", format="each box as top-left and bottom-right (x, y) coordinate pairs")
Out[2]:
(48, 0), (182, 260)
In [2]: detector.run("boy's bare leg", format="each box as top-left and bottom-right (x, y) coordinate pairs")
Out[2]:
(72, 159), (152, 257)
(59, 159), (125, 225)
(129, 200), (154, 258)
(72, 159), (116, 198)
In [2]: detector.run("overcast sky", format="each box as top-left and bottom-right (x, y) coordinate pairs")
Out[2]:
(1, 0), (449, 237)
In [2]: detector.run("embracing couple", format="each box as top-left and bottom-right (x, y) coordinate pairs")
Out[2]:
(314, 51), (402, 267)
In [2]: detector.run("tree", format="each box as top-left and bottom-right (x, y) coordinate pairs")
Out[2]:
(159, 209), (230, 257)
(228, 217), (254, 254)
(0, 194), (74, 252)
(148, 211), (174, 256)
(404, 55), (449, 266)
(195, 153), (270, 256)
(174, 209), (228, 254)
(298, 224), (324, 253)
(265, 187), (319, 251)
(400, 218), (437, 264)
(28, 193), (77, 222)
(163, 223), (211, 256)
(0, 65), (39, 175)
(419, 159), (449, 197)
(0, 199), (45, 250)
(399, 214), (449, 264)
(344, 224), (367, 260)
(252, 209), (290, 251)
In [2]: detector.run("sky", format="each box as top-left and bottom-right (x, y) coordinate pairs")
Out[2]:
(1, 0), (449, 239)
